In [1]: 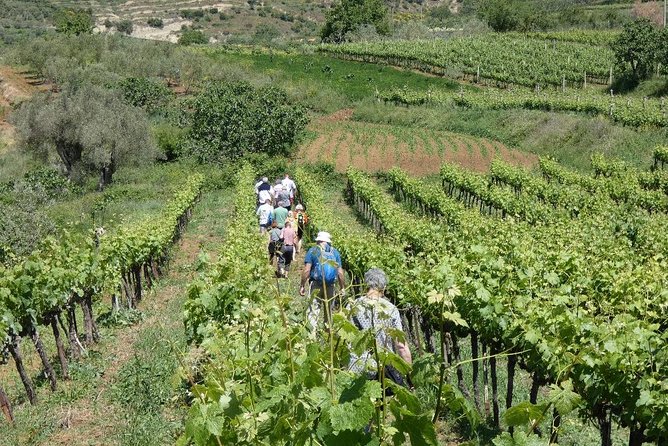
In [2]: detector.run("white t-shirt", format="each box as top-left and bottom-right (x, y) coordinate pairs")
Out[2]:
(282, 178), (296, 198)
(258, 189), (272, 204)
(256, 203), (274, 225)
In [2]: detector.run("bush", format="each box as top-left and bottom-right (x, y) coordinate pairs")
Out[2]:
(183, 81), (309, 163)
(178, 28), (207, 45)
(180, 9), (205, 19)
(152, 123), (187, 160)
(116, 19), (134, 35)
(118, 77), (173, 113)
(147, 17), (163, 28)
(320, 0), (390, 43)
(54, 8), (94, 36)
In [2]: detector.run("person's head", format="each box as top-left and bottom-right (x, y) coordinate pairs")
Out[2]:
(285, 221), (291, 228)
(315, 231), (332, 246)
(264, 199), (271, 205)
(271, 221), (277, 228)
(288, 211), (294, 218)
(364, 268), (387, 293)
(295, 204), (304, 211)
(284, 173), (290, 179)
(262, 176), (268, 183)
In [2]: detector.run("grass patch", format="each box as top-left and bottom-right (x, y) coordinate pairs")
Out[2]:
(352, 99), (667, 171)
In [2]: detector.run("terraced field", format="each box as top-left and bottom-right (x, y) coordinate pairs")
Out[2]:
(299, 113), (537, 174)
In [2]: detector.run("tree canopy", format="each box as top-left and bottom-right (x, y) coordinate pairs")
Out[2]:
(612, 18), (663, 82)
(320, 0), (390, 43)
(54, 8), (94, 36)
(12, 84), (158, 189)
(183, 82), (308, 163)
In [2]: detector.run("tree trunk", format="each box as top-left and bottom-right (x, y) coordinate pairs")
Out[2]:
(597, 406), (612, 446)
(81, 298), (94, 345)
(451, 335), (470, 398)
(471, 331), (481, 410)
(51, 315), (69, 380)
(0, 384), (13, 424)
(67, 305), (83, 360)
(628, 424), (644, 446)
(133, 265), (142, 304)
(8, 336), (37, 404)
(29, 325), (57, 391)
(84, 292), (99, 342)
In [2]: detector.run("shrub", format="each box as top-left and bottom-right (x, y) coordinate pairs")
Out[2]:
(118, 77), (173, 113)
(183, 81), (309, 163)
(178, 28), (207, 45)
(147, 17), (163, 28)
(116, 19), (134, 35)
(180, 9), (205, 19)
(320, 0), (390, 42)
(54, 8), (94, 36)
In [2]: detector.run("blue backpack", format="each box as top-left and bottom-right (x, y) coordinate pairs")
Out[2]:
(310, 245), (338, 284)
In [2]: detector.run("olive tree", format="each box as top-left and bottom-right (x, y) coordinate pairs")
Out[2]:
(12, 84), (158, 189)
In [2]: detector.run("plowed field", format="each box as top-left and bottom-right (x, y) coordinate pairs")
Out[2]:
(298, 116), (537, 175)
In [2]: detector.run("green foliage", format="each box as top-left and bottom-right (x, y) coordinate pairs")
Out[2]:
(612, 18), (662, 81)
(11, 84), (158, 188)
(54, 8), (93, 36)
(118, 77), (173, 114)
(320, 0), (390, 43)
(180, 9), (206, 20)
(147, 17), (164, 28)
(253, 24), (281, 43)
(183, 81), (308, 163)
(179, 28), (208, 45)
(116, 19), (134, 35)
(153, 123), (187, 161)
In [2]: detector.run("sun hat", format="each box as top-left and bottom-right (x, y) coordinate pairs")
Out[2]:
(295, 204), (304, 211)
(315, 231), (332, 244)
(262, 176), (268, 182)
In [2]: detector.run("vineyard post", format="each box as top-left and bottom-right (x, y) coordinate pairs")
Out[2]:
(489, 352), (500, 428)
(506, 354), (516, 434)
(584, 72), (587, 89)
(562, 75), (566, 93)
(482, 342), (490, 416)
(471, 331), (481, 410)
(608, 66), (613, 85)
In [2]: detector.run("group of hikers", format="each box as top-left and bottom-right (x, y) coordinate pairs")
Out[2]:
(254, 174), (413, 390)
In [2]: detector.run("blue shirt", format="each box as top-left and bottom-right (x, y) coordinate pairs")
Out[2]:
(304, 244), (342, 281)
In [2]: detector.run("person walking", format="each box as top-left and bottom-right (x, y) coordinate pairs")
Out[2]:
(294, 204), (308, 254)
(277, 185), (292, 210)
(300, 231), (345, 328)
(256, 198), (274, 234)
(348, 268), (412, 389)
(273, 205), (289, 229)
(278, 221), (297, 277)
(282, 174), (297, 205)
(256, 177), (272, 206)
(268, 221), (282, 265)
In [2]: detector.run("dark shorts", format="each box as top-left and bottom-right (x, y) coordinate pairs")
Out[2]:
(297, 226), (304, 239)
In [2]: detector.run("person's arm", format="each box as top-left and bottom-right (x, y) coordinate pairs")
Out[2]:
(395, 340), (412, 365)
(337, 267), (345, 293)
(300, 263), (311, 296)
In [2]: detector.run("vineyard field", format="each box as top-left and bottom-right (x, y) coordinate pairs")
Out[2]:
(297, 118), (537, 175)
(318, 35), (615, 89)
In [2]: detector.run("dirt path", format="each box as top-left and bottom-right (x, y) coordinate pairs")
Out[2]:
(0, 65), (47, 147)
(0, 190), (232, 446)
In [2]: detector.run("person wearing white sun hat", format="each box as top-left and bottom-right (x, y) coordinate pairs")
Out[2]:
(300, 231), (346, 329)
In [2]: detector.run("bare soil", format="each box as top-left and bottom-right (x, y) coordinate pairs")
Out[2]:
(299, 113), (537, 176)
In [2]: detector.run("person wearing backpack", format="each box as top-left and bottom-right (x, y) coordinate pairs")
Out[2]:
(300, 231), (345, 328)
